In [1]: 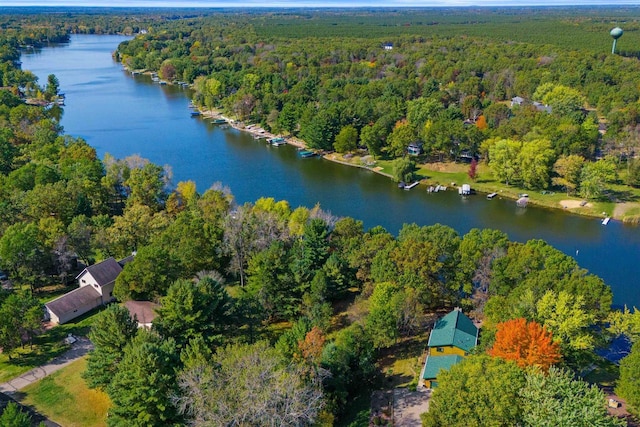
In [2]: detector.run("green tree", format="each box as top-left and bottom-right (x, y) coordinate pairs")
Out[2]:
(0, 222), (45, 288)
(391, 157), (417, 183)
(387, 121), (416, 158)
(489, 138), (522, 185)
(422, 355), (526, 427)
(617, 341), (640, 416)
(0, 402), (32, 427)
(520, 138), (555, 189)
(114, 244), (179, 301)
(333, 125), (358, 153)
(366, 282), (403, 348)
(521, 367), (624, 427)
(552, 155), (584, 195)
(84, 304), (138, 390)
(154, 277), (232, 349)
(359, 122), (386, 159)
(0, 292), (42, 359)
(107, 331), (180, 427)
(579, 158), (617, 200)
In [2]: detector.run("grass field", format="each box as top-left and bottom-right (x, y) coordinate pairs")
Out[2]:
(19, 357), (110, 427)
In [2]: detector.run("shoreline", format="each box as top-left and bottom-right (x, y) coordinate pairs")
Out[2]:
(199, 106), (632, 223)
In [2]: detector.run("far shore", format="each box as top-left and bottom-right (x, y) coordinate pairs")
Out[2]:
(199, 106), (640, 223)
(127, 65), (637, 225)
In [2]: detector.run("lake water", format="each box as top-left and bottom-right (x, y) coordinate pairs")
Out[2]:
(20, 34), (640, 307)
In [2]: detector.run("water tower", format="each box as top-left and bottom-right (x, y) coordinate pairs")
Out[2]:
(611, 27), (623, 54)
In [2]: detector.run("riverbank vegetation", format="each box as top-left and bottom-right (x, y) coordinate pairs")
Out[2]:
(2, 9), (640, 426)
(111, 8), (640, 221)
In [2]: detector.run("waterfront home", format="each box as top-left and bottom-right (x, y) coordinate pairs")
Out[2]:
(421, 308), (479, 388)
(45, 256), (133, 324)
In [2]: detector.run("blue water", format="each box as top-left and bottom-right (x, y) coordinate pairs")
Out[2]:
(20, 34), (640, 307)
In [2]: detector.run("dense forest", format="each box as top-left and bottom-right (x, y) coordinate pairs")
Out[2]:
(1, 8), (640, 427)
(112, 9), (640, 207)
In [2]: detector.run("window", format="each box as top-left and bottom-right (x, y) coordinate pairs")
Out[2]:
(94, 284), (98, 288)
(436, 347), (444, 352)
(464, 352), (469, 356)
(109, 292), (113, 297)
(81, 279), (86, 284)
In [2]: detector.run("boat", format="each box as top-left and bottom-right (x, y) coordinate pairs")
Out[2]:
(159, 80), (167, 85)
(190, 111), (201, 117)
(299, 150), (315, 158)
(404, 182), (419, 190)
(211, 118), (227, 125)
(602, 217), (611, 225)
(487, 193), (497, 200)
(458, 184), (471, 195)
(516, 196), (529, 207)
(268, 137), (286, 146)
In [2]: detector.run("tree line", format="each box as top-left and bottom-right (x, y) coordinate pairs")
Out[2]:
(1, 11), (640, 425)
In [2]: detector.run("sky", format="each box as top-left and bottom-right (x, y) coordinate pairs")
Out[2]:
(3, 0), (640, 7)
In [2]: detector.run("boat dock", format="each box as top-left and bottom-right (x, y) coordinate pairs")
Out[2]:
(404, 182), (419, 190)
(268, 137), (286, 146)
(487, 192), (497, 199)
(602, 217), (611, 225)
(299, 150), (315, 158)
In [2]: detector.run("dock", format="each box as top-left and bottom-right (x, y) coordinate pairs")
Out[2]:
(211, 118), (227, 125)
(602, 217), (611, 225)
(404, 182), (419, 191)
(487, 193), (497, 199)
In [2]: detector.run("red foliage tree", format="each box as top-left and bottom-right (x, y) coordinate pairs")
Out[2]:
(488, 318), (561, 372)
(468, 158), (478, 181)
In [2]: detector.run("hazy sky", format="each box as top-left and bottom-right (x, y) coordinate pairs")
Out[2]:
(3, 0), (640, 7)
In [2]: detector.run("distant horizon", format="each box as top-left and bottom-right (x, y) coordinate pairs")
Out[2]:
(3, 1), (640, 8)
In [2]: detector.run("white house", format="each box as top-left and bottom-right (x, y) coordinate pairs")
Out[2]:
(45, 256), (132, 324)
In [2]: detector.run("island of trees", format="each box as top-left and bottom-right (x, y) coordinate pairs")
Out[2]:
(1, 8), (640, 427)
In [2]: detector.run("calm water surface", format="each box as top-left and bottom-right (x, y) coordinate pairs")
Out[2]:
(21, 34), (640, 307)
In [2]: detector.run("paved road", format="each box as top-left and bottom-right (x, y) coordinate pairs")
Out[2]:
(0, 336), (93, 394)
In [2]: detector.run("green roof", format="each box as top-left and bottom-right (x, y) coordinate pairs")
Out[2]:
(427, 309), (479, 352)
(422, 355), (464, 380)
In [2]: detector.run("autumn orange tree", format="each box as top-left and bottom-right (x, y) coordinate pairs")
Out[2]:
(488, 318), (561, 371)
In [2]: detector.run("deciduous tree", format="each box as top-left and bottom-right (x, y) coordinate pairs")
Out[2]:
(488, 318), (561, 371)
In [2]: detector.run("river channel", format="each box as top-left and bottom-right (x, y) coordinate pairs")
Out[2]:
(20, 34), (640, 308)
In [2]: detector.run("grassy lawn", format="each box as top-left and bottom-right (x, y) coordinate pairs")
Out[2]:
(333, 154), (640, 221)
(0, 308), (99, 383)
(378, 335), (429, 389)
(19, 357), (110, 427)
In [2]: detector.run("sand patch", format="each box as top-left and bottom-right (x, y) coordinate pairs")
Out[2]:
(613, 202), (640, 218)
(560, 200), (592, 209)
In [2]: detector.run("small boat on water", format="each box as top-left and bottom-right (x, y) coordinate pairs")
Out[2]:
(299, 150), (315, 158)
(190, 111), (201, 117)
(268, 137), (286, 146)
(602, 217), (611, 225)
(211, 118), (227, 125)
(487, 192), (497, 200)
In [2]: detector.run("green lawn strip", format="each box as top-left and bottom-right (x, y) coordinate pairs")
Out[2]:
(0, 309), (98, 383)
(19, 357), (110, 427)
(378, 335), (429, 389)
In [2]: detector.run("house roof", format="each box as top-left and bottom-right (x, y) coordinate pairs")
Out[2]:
(124, 301), (159, 325)
(76, 257), (123, 287)
(427, 309), (479, 352)
(45, 285), (101, 317)
(422, 355), (464, 380)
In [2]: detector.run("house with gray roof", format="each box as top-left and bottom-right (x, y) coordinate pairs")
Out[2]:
(421, 308), (479, 388)
(45, 257), (130, 324)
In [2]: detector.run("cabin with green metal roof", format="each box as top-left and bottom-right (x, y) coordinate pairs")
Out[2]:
(421, 309), (479, 388)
